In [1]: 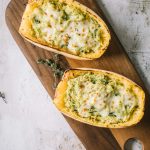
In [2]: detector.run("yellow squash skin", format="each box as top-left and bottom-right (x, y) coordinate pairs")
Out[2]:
(19, 0), (111, 60)
(53, 68), (145, 128)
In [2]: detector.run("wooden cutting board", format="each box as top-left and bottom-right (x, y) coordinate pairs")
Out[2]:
(5, 0), (150, 149)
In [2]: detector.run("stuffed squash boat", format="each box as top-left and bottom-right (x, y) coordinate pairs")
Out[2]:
(54, 69), (145, 128)
(19, 0), (110, 60)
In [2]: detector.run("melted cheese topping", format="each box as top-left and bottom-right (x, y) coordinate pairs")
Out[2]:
(65, 73), (138, 123)
(31, 0), (101, 56)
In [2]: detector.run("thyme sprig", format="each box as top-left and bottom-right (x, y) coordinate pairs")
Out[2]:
(37, 54), (65, 88)
(37, 59), (64, 77)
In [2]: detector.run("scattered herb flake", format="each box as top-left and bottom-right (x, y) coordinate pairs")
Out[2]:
(0, 92), (7, 104)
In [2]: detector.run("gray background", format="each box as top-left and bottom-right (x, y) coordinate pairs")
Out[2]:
(0, 0), (150, 149)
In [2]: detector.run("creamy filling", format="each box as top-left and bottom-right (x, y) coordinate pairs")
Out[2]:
(31, 0), (101, 56)
(65, 73), (138, 123)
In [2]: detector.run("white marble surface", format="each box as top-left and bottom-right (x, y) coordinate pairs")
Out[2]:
(0, 0), (150, 150)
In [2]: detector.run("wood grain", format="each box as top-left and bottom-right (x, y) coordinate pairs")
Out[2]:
(5, 0), (150, 149)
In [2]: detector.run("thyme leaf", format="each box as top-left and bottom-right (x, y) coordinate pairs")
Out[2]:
(0, 92), (7, 104)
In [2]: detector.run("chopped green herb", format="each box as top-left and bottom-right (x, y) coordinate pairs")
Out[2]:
(50, 1), (57, 9)
(62, 10), (69, 20)
(94, 29), (98, 37)
(60, 44), (68, 48)
(89, 106), (97, 113)
(109, 112), (116, 117)
(91, 78), (96, 84)
(101, 75), (110, 85)
(115, 92), (120, 96)
(33, 16), (41, 24)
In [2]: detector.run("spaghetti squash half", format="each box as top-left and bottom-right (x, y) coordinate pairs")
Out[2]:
(19, 0), (110, 60)
(54, 69), (145, 128)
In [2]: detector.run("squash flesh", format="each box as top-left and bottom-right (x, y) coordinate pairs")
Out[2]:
(19, 0), (110, 60)
(54, 69), (145, 128)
